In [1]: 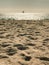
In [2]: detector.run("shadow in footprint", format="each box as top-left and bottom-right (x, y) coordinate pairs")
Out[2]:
(36, 57), (49, 61)
(14, 44), (23, 47)
(6, 47), (17, 56)
(27, 36), (37, 40)
(20, 53), (32, 61)
(43, 38), (49, 42)
(14, 44), (29, 50)
(26, 43), (36, 46)
(0, 36), (5, 38)
(24, 56), (32, 61)
(1, 43), (10, 47)
(0, 55), (8, 59)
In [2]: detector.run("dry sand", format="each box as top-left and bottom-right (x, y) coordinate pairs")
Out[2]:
(0, 19), (49, 65)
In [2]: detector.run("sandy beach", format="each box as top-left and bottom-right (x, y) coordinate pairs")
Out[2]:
(0, 19), (49, 65)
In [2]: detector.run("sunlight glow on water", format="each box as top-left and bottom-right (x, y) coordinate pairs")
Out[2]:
(0, 13), (49, 20)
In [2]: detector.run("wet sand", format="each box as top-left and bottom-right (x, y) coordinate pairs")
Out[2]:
(0, 19), (49, 65)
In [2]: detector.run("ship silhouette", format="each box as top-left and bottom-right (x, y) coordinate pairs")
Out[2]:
(22, 11), (24, 13)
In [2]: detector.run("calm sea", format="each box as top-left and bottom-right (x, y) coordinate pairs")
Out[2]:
(0, 13), (49, 20)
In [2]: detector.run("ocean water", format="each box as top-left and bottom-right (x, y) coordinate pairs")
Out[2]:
(0, 13), (49, 20)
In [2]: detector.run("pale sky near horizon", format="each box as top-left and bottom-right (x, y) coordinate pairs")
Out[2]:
(0, 0), (49, 13)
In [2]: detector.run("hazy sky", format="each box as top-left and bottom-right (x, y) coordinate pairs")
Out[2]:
(0, 0), (49, 13)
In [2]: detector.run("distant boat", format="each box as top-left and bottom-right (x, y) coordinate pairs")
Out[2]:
(22, 11), (24, 13)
